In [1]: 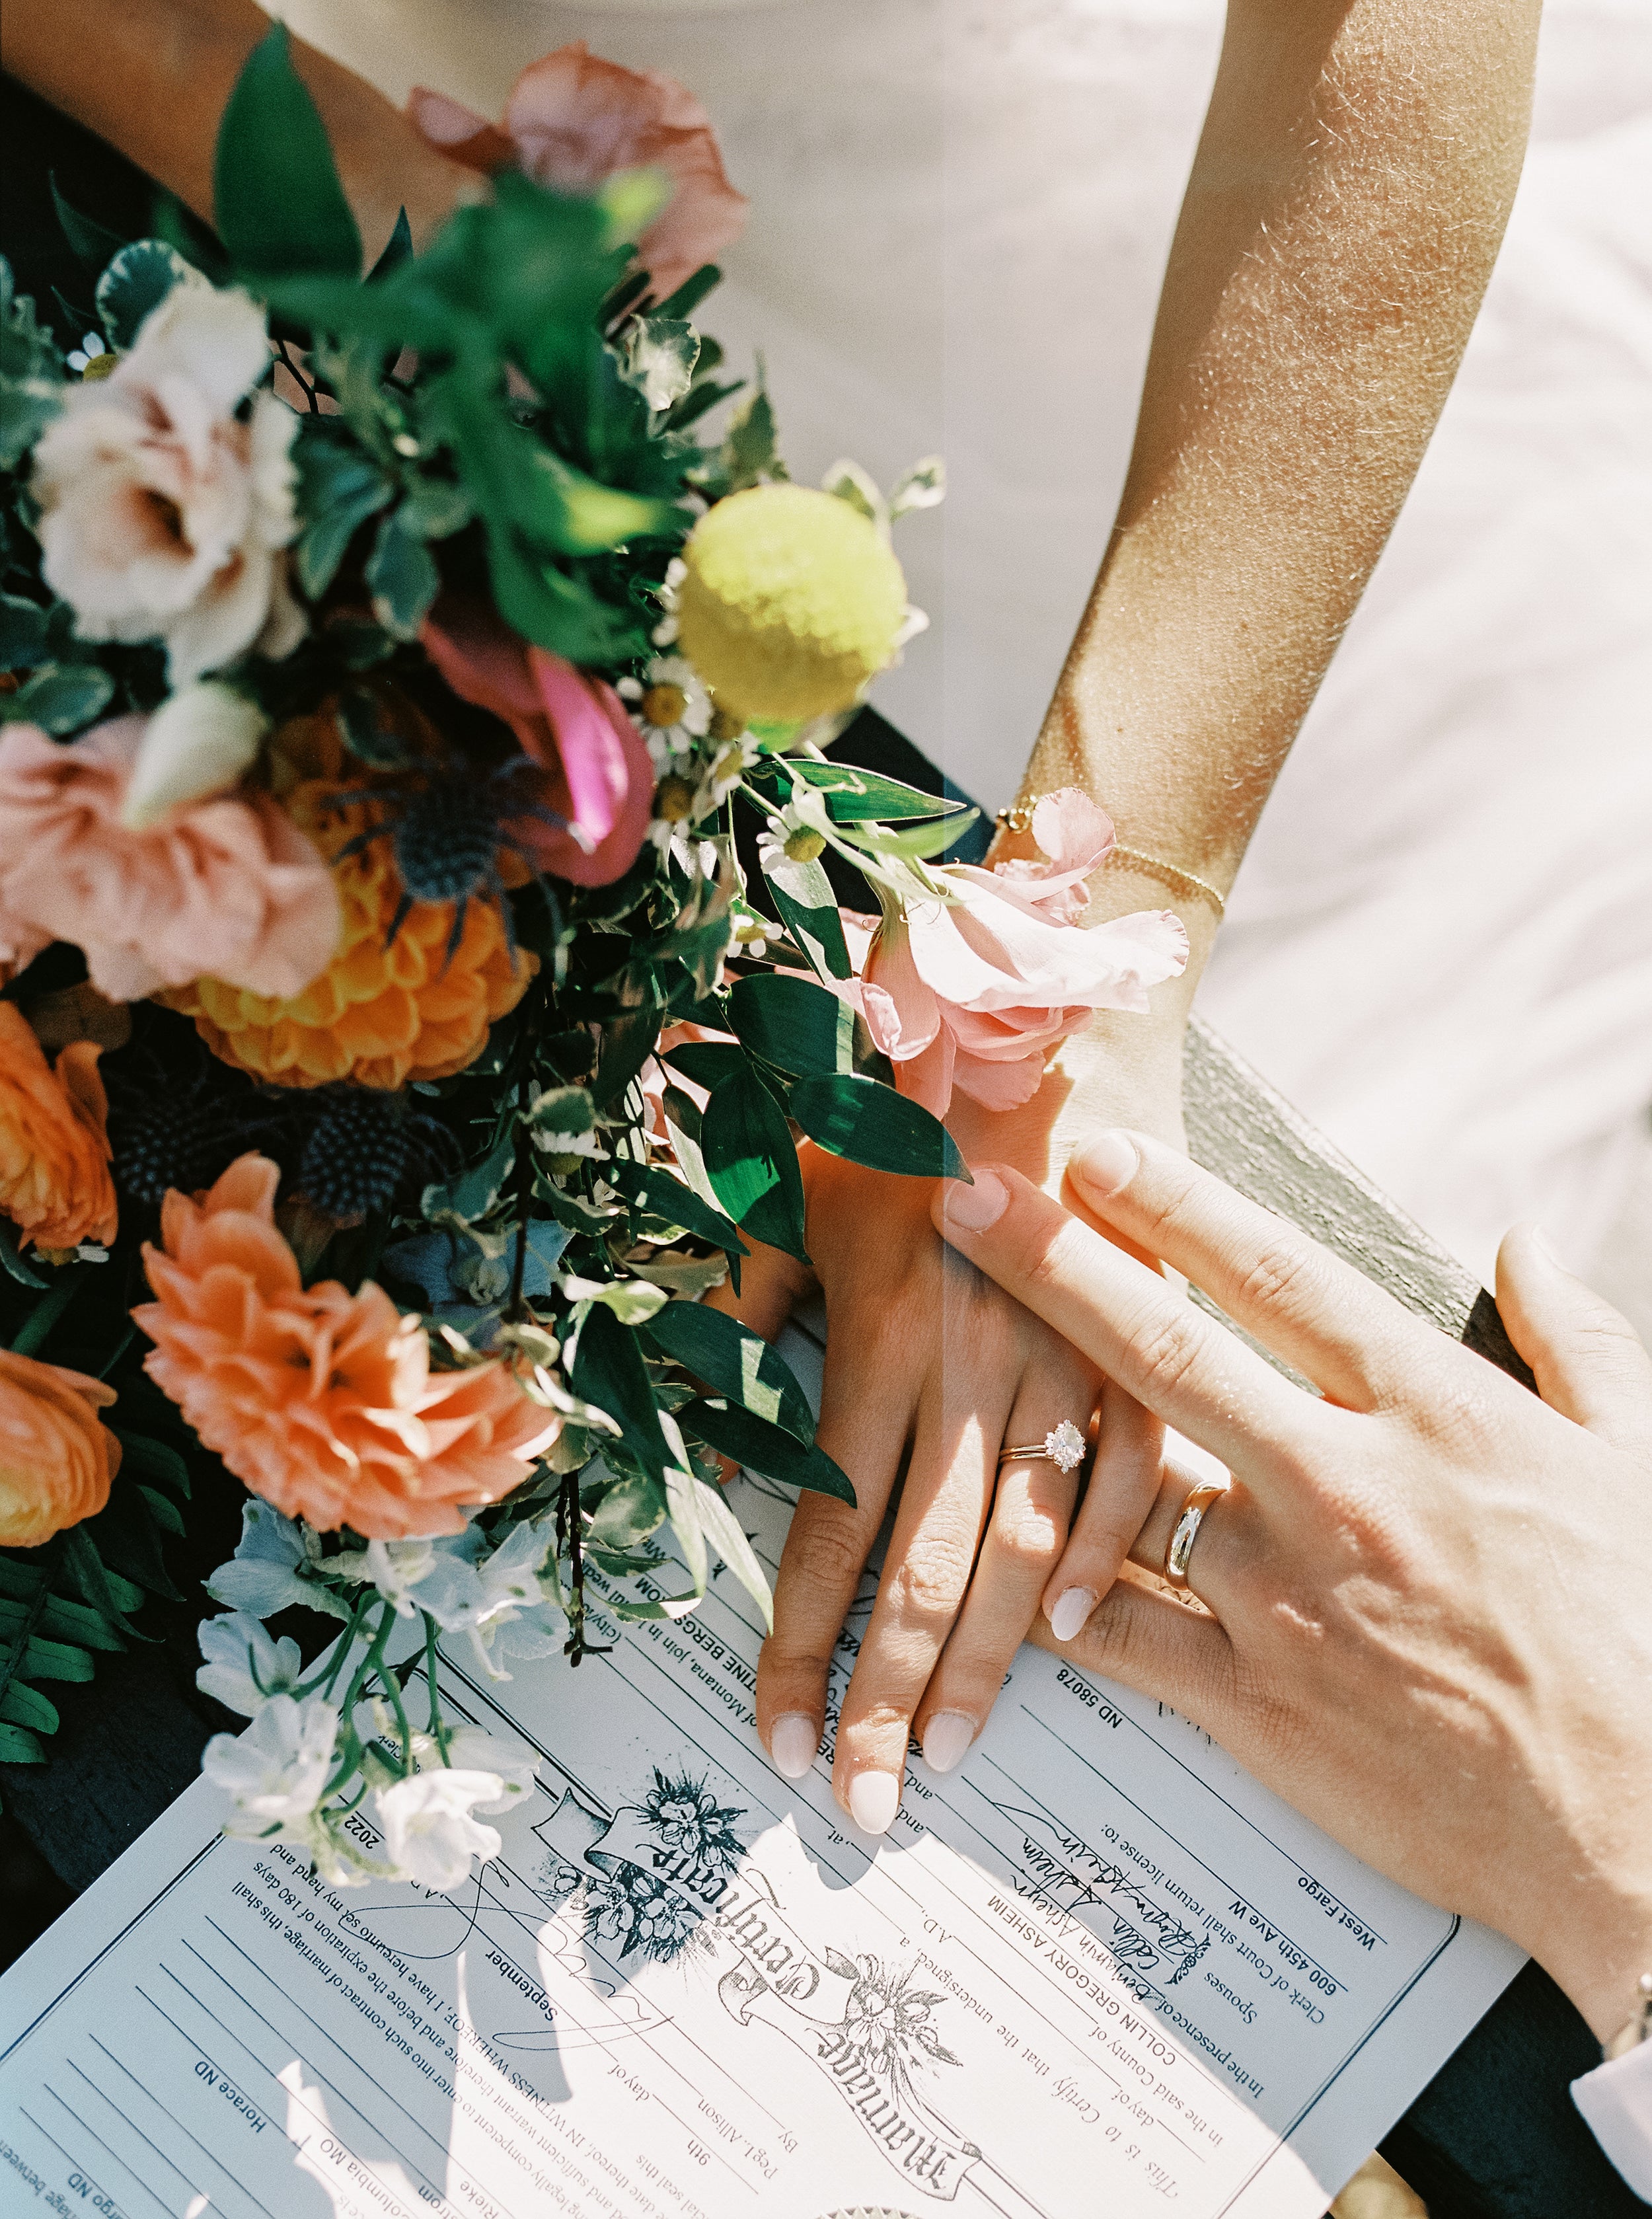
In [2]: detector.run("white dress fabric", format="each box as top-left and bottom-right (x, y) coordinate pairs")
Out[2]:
(279, 0), (1652, 1289)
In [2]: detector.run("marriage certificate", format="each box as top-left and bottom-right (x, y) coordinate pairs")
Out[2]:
(1, 1334), (1521, 2219)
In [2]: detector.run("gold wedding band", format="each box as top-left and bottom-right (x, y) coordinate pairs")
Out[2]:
(1163, 1481), (1228, 1591)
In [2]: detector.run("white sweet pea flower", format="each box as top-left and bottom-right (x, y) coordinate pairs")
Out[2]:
(362, 1536), (439, 1618)
(32, 283), (306, 685)
(410, 1522), (557, 1680)
(196, 1611), (302, 1717)
(206, 1501), (315, 1616)
(376, 1768), (506, 1890)
(121, 681), (269, 828)
(204, 1694), (338, 1834)
(406, 1725), (540, 1814)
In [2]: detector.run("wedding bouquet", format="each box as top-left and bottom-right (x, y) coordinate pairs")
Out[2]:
(0, 32), (1186, 1891)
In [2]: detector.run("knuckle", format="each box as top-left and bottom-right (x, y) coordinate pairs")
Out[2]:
(1231, 1234), (1326, 1326)
(993, 1494), (1064, 1569)
(885, 1534), (975, 1632)
(1126, 1304), (1209, 1404)
(781, 1515), (868, 1598)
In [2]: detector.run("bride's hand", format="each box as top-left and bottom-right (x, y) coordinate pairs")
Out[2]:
(712, 1004), (1188, 1834)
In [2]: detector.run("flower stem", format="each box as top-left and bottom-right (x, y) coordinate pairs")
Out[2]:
(10, 1271), (81, 1360)
(423, 1612), (450, 1760)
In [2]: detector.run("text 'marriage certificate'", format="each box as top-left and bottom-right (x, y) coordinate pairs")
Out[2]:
(1, 1338), (1520, 2219)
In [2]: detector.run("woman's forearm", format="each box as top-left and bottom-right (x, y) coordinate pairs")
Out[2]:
(5, 0), (470, 255)
(1016, 0), (1542, 955)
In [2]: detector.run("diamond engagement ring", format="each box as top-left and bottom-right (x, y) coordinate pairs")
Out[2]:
(997, 1420), (1088, 1475)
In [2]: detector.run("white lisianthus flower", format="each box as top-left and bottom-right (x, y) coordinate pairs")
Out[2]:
(196, 1611), (302, 1717)
(203, 1694), (338, 1834)
(120, 680), (270, 827)
(32, 283), (307, 686)
(376, 1768), (506, 1890)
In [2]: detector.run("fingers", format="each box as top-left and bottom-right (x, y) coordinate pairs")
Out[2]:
(1041, 1377), (1164, 1645)
(1063, 1131), (1439, 1411)
(1026, 1571), (1236, 1733)
(1496, 1224), (1652, 1460)
(702, 1229), (813, 1343)
(830, 1374), (1006, 1832)
(755, 1356), (913, 1786)
(934, 1164), (1325, 1483)
(912, 1353), (1100, 1775)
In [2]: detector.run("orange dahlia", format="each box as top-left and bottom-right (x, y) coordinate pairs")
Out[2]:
(0, 1349), (122, 1546)
(160, 782), (535, 1089)
(133, 1154), (560, 1538)
(0, 1001), (118, 1252)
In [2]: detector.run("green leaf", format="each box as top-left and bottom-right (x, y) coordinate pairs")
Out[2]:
(620, 316), (700, 414)
(605, 1162), (748, 1263)
(678, 1398), (855, 1506)
(0, 1723), (44, 1764)
(137, 1485), (187, 1536)
(691, 1473), (772, 1632)
(784, 758), (968, 823)
(716, 367), (787, 492)
(365, 508), (440, 640)
(519, 447), (685, 558)
(562, 1275), (670, 1326)
(400, 474), (474, 542)
(584, 1468), (667, 1550)
(95, 239), (200, 350)
(333, 688), (414, 768)
(839, 810), (980, 862)
(700, 1069), (810, 1265)
(652, 264), (722, 320)
(644, 1301), (813, 1445)
(1, 664), (115, 735)
(726, 973), (854, 1077)
(293, 437), (393, 598)
(761, 852), (852, 983)
(0, 593), (50, 673)
(59, 1526), (148, 1636)
(0, 1222), (49, 1290)
(789, 1072), (971, 1183)
(1, 1681), (59, 1735)
(50, 175), (128, 269)
(422, 1131), (516, 1226)
(889, 455), (946, 519)
(593, 1008), (663, 1111)
(213, 24), (363, 280)
(14, 1634), (96, 1683)
(664, 1462), (708, 1599)
(570, 1302), (672, 1478)
(659, 1040), (748, 1094)
(367, 207), (414, 283)
(0, 1591), (124, 1653)
(107, 1429), (190, 1500)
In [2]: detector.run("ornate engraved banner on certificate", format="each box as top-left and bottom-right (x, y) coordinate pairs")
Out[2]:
(1, 1336), (1522, 2219)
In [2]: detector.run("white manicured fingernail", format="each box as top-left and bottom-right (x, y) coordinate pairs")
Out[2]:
(921, 1711), (975, 1775)
(769, 1713), (818, 1780)
(944, 1168), (1007, 1232)
(1049, 1587), (1098, 1644)
(848, 1771), (900, 1835)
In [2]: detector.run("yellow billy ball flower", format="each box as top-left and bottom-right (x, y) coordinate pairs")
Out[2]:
(675, 485), (907, 722)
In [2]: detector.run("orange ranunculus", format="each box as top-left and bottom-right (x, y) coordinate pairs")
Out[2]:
(133, 1154), (560, 1538)
(0, 1349), (122, 1546)
(0, 1001), (118, 1252)
(159, 782), (536, 1090)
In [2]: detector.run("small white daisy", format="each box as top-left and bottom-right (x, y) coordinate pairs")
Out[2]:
(65, 332), (113, 379)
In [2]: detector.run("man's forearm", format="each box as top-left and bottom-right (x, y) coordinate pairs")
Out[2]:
(5, 0), (470, 255)
(1016, 0), (1542, 936)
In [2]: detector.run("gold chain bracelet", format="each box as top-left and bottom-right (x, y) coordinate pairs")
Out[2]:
(994, 800), (1226, 921)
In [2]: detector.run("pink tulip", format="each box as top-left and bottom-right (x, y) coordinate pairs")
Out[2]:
(421, 599), (653, 887)
(833, 790), (1189, 1117)
(409, 42), (748, 301)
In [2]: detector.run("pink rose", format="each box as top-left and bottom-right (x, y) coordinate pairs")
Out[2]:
(421, 599), (654, 887)
(32, 285), (305, 687)
(835, 790), (1190, 1116)
(0, 720), (340, 1002)
(410, 42), (748, 300)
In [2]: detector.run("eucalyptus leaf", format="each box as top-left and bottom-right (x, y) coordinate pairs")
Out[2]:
(789, 1072), (971, 1183)
(700, 1069), (810, 1265)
